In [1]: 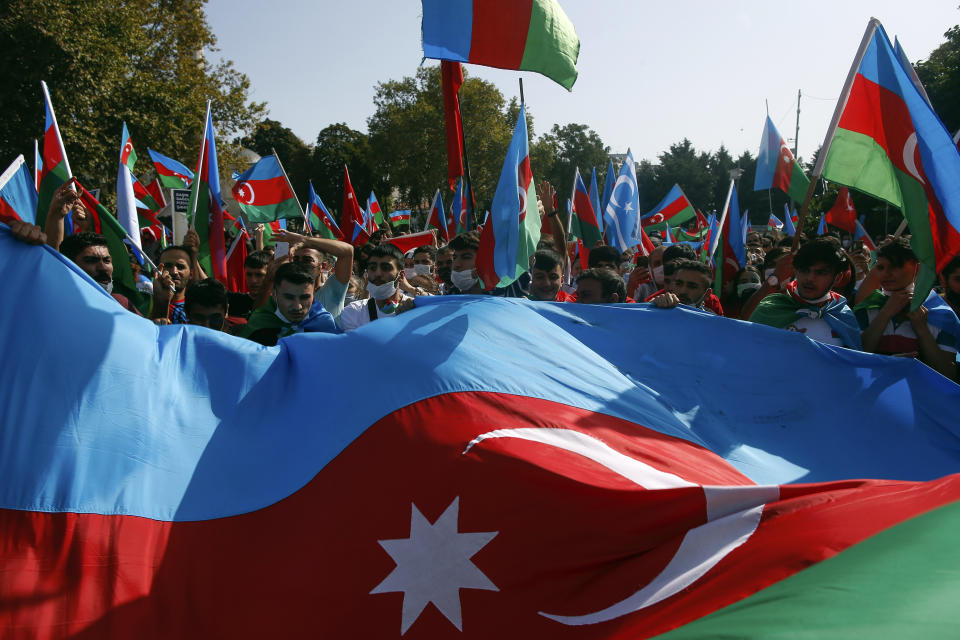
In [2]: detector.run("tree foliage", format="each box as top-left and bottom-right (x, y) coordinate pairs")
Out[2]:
(0, 0), (265, 198)
(915, 24), (960, 133)
(530, 123), (610, 197)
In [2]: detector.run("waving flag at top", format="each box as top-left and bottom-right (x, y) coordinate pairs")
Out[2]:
(819, 20), (960, 307)
(307, 182), (343, 241)
(389, 209), (411, 225)
(4, 227), (960, 638)
(477, 103), (540, 289)
(148, 148), (194, 190)
(825, 187), (857, 233)
(367, 191), (385, 227)
(642, 184), (696, 231)
(426, 189), (450, 243)
(783, 203), (797, 236)
(0, 155), (38, 224)
(340, 166), (370, 247)
(570, 167), (602, 247)
(603, 149), (640, 252)
(186, 103), (227, 282)
(36, 81), (72, 228)
(116, 123), (141, 251)
(768, 212), (784, 230)
(754, 116), (811, 203)
(421, 0), (580, 90)
(231, 155), (301, 224)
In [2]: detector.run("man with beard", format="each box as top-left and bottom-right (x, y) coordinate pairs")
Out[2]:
(151, 244), (195, 324)
(652, 260), (717, 314)
(339, 243), (410, 331)
(749, 239), (861, 349)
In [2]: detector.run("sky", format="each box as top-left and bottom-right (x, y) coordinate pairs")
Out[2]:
(205, 1), (958, 167)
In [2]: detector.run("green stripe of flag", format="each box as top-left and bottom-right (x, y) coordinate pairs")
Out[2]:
(519, 0), (580, 91)
(236, 199), (303, 224)
(655, 500), (960, 639)
(35, 164), (70, 229)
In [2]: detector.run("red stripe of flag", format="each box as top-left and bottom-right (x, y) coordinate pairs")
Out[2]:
(469, 0), (533, 69)
(839, 75), (916, 178)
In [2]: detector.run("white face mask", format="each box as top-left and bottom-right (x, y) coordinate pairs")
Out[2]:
(104, 280), (114, 294)
(403, 268), (418, 280)
(344, 293), (356, 305)
(451, 269), (479, 291)
(414, 263), (432, 277)
(764, 267), (776, 280)
(650, 264), (664, 286)
(366, 279), (397, 300)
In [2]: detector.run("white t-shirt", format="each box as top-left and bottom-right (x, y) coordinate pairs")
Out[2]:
(783, 316), (844, 346)
(338, 294), (411, 331)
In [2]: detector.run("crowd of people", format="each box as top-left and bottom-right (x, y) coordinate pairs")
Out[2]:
(10, 180), (960, 382)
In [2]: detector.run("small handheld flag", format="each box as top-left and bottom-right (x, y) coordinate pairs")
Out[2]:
(0, 155), (38, 224)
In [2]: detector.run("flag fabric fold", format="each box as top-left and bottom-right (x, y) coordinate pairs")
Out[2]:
(825, 187), (857, 233)
(642, 184), (696, 231)
(602, 149), (640, 252)
(0, 155), (38, 224)
(569, 167), (602, 248)
(340, 166), (370, 247)
(426, 189), (450, 243)
(3, 227), (960, 637)
(116, 124), (141, 252)
(187, 104), (227, 283)
(148, 148), (194, 190)
(441, 60), (465, 189)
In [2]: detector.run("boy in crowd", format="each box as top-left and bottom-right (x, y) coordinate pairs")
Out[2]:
(240, 262), (339, 346)
(529, 249), (575, 302)
(340, 243), (411, 331)
(855, 237), (958, 378)
(575, 268), (626, 304)
(652, 260), (718, 314)
(749, 238), (861, 349)
(185, 278), (229, 331)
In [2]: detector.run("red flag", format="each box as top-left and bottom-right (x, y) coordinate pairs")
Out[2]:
(225, 228), (248, 293)
(826, 187), (857, 233)
(387, 230), (436, 254)
(146, 179), (166, 209)
(442, 61), (465, 190)
(341, 166), (369, 247)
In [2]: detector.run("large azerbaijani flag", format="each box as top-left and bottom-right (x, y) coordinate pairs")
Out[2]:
(421, 0), (580, 91)
(753, 115), (811, 203)
(819, 19), (960, 305)
(147, 148), (194, 190)
(477, 103), (540, 289)
(3, 225), (960, 637)
(36, 81), (72, 229)
(641, 184), (696, 231)
(231, 155), (302, 223)
(0, 155), (38, 224)
(187, 103), (227, 283)
(569, 167), (602, 248)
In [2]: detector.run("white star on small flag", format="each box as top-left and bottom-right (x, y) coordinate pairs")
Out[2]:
(371, 497), (498, 635)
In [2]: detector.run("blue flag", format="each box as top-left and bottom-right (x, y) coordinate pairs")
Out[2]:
(602, 149), (640, 251)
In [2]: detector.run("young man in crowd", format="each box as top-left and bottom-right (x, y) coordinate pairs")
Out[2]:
(151, 244), (196, 324)
(251, 229), (354, 323)
(444, 230), (532, 298)
(855, 237), (958, 378)
(9, 219), (143, 315)
(436, 245), (454, 293)
(225, 250), (271, 321)
(633, 244), (665, 301)
(749, 238), (861, 349)
(575, 268), (626, 304)
(339, 243), (411, 331)
(529, 249), (575, 302)
(652, 260), (718, 314)
(240, 262), (339, 346)
(185, 278), (229, 331)
(940, 254), (960, 317)
(642, 244), (723, 315)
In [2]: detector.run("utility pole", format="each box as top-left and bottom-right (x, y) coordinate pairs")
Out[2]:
(793, 89), (801, 158)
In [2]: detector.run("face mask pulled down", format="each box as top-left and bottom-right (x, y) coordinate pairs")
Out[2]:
(366, 279), (397, 301)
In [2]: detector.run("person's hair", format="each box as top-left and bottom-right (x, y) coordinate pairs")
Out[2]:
(413, 245), (437, 262)
(942, 254), (960, 280)
(449, 231), (480, 252)
(366, 242), (404, 269)
(673, 259), (712, 282)
(763, 246), (790, 271)
(437, 244), (453, 256)
(793, 237), (845, 274)
(734, 265), (761, 283)
(244, 250), (271, 270)
(532, 249), (564, 273)
(587, 245), (621, 268)
(369, 229), (389, 244)
(158, 244), (193, 263)
(662, 243), (696, 265)
(274, 262), (316, 289)
(185, 277), (228, 313)
(778, 233), (804, 247)
(60, 232), (108, 261)
(877, 236), (917, 267)
(663, 261), (679, 277)
(577, 267), (626, 301)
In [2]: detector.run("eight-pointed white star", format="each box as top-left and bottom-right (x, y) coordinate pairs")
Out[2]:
(371, 497), (498, 635)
